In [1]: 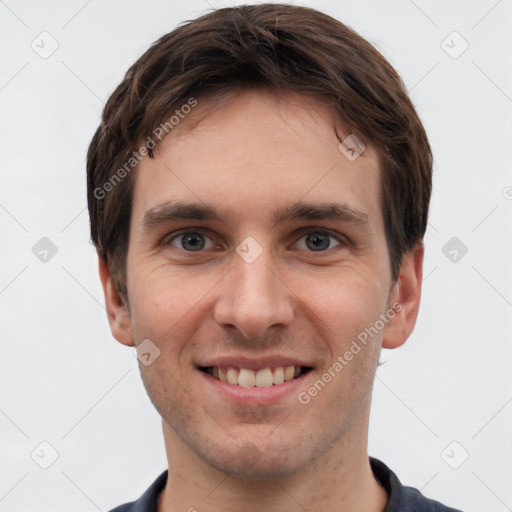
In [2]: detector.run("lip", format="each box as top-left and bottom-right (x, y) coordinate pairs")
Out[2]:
(197, 355), (312, 371)
(197, 367), (313, 406)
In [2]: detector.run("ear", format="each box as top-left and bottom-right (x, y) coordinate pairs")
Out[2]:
(98, 257), (134, 346)
(382, 241), (424, 349)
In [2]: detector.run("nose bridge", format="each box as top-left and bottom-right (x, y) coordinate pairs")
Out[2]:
(213, 240), (293, 339)
(235, 250), (276, 302)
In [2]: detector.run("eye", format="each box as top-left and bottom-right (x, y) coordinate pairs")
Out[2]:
(168, 231), (216, 252)
(294, 230), (343, 252)
(163, 229), (345, 254)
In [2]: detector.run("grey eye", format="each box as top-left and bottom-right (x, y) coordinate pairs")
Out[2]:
(295, 231), (341, 252)
(171, 232), (214, 251)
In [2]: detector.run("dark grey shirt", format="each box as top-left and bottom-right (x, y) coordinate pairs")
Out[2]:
(108, 458), (463, 511)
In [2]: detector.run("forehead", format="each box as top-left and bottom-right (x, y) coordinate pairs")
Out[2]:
(130, 89), (383, 232)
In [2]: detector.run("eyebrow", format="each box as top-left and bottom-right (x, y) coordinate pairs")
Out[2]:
(141, 200), (369, 232)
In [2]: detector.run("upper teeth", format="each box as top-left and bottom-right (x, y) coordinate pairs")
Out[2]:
(211, 366), (301, 387)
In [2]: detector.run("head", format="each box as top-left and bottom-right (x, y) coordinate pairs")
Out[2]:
(88, 4), (431, 479)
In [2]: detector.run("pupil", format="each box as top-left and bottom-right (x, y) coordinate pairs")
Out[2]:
(182, 233), (204, 251)
(306, 233), (330, 251)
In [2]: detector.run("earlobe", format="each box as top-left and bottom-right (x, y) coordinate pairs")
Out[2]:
(98, 257), (135, 346)
(382, 241), (424, 349)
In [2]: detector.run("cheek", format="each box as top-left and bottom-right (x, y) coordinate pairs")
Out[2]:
(126, 263), (212, 340)
(297, 265), (389, 345)
(127, 267), (211, 390)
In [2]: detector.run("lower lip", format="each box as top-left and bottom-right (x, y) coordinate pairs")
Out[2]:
(197, 369), (310, 406)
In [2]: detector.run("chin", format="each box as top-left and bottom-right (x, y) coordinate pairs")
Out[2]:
(209, 451), (304, 481)
(197, 434), (317, 481)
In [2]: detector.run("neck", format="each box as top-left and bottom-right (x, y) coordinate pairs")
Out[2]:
(157, 412), (388, 512)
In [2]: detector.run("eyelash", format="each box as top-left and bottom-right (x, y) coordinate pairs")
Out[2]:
(162, 229), (347, 254)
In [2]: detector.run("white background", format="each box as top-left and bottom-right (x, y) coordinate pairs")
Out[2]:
(1, 0), (511, 511)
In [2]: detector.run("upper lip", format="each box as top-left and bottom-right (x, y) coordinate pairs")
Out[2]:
(197, 355), (313, 370)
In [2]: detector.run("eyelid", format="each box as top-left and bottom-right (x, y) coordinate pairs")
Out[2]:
(162, 227), (348, 253)
(162, 228), (216, 248)
(291, 228), (347, 251)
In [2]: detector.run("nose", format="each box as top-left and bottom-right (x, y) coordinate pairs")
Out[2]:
(213, 246), (294, 340)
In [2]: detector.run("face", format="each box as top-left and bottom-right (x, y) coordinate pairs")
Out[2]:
(101, 89), (422, 479)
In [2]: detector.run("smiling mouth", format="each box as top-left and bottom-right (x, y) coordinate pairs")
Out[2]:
(199, 366), (313, 388)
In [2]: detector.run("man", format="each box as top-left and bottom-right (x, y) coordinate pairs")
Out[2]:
(87, 4), (463, 511)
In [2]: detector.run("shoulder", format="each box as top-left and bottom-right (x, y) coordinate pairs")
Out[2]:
(400, 484), (464, 511)
(107, 505), (135, 512)
(370, 458), (464, 512)
(105, 470), (168, 512)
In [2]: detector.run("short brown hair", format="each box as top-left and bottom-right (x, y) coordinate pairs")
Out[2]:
(87, 3), (432, 298)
